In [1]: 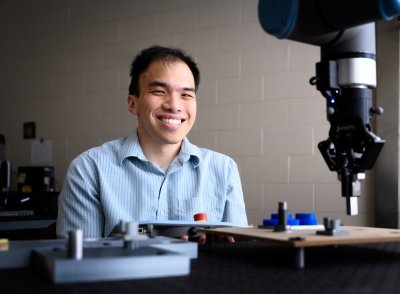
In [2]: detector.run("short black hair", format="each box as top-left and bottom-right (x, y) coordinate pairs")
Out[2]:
(129, 45), (200, 96)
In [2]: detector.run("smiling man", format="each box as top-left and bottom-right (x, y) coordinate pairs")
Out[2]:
(56, 45), (248, 240)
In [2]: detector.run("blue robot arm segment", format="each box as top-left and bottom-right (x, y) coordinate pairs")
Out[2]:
(259, 0), (400, 43)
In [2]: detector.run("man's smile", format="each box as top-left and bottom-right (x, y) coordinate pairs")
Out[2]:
(157, 115), (186, 125)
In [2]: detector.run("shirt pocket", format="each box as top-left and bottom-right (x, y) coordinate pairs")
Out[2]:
(177, 196), (224, 222)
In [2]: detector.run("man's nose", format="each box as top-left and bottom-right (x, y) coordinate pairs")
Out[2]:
(163, 93), (182, 112)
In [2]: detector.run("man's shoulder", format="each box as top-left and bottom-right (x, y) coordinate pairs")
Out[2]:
(195, 146), (236, 166)
(87, 137), (125, 154)
(74, 137), (127, 163)
(197, 146), (227, 157)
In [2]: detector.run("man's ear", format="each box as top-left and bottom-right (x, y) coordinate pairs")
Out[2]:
(128, 95), (138, 115)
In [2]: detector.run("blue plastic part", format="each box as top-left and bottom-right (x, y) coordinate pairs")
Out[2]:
(270, 213), (295, 220)
(258, 0), (299, 39)
(300, 219), (317, 225)
(288, 219), (300, 226)
(263, 219), (278, 226)
(263, 212), (318, 227)
(295, 213), (318, 225)
(378, 0), (400, 20)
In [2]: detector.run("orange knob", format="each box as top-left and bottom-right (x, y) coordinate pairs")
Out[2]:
(194, 212), (208, 222)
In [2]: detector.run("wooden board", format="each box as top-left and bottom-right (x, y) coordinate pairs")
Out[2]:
(199, 226), (400, 248)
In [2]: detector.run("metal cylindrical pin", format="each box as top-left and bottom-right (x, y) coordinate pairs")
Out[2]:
(323, 217), (329, 229)
(123, 221), (139, 249)
(273, 201), (288, 232)
(68, 229), (83, 260)
(278, 201), (287, 226)
(331, 219), (341, 231)
(125, 221), (138, 238)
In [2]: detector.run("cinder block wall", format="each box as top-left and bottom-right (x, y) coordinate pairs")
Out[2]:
(0, 0), (376, 226)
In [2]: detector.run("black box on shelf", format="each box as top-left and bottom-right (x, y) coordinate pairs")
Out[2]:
(17, 166), (54, 194)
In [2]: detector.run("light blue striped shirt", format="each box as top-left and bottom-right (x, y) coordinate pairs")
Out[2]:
(56, 132), (248, 238)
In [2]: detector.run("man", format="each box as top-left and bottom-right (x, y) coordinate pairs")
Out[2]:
(56, 45), (248, 240)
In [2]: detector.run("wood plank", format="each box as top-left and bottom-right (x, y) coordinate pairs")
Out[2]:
(199, 226), (400, 248)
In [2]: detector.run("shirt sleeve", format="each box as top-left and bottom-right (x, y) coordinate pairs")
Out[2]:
(56, 153), (104, 239)
(222, 158), (248, 226)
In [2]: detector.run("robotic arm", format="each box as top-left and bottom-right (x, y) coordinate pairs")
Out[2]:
(258, 0), (400, 215)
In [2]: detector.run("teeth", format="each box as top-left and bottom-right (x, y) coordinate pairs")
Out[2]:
(160, 118), (182, 125)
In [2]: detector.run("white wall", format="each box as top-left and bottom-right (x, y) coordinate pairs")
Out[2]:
(0, 0), (376, 226)
(375, 20), (400, 228)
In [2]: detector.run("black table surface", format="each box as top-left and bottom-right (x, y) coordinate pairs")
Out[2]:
(1, 241), (400, 294)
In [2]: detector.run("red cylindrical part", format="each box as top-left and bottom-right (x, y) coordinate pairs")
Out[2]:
(194, 212), (208, 222)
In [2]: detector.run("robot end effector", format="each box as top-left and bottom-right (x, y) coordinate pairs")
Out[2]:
(258, 0), (400, 215)
(314, 38), (385, 215)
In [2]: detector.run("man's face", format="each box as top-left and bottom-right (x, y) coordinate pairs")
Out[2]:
(128, 59), (197, 147)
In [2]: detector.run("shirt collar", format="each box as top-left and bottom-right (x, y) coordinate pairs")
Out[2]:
(118, 131), (147, 164)
(178, 137), (201, 167)
(118, 131), (201, 167)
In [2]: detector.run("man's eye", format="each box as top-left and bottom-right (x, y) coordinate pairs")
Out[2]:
(151, 90), (165, 95)
(182, 93), (195, 99)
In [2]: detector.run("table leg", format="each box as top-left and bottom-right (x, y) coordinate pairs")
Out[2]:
(295, 247), (305, 269)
